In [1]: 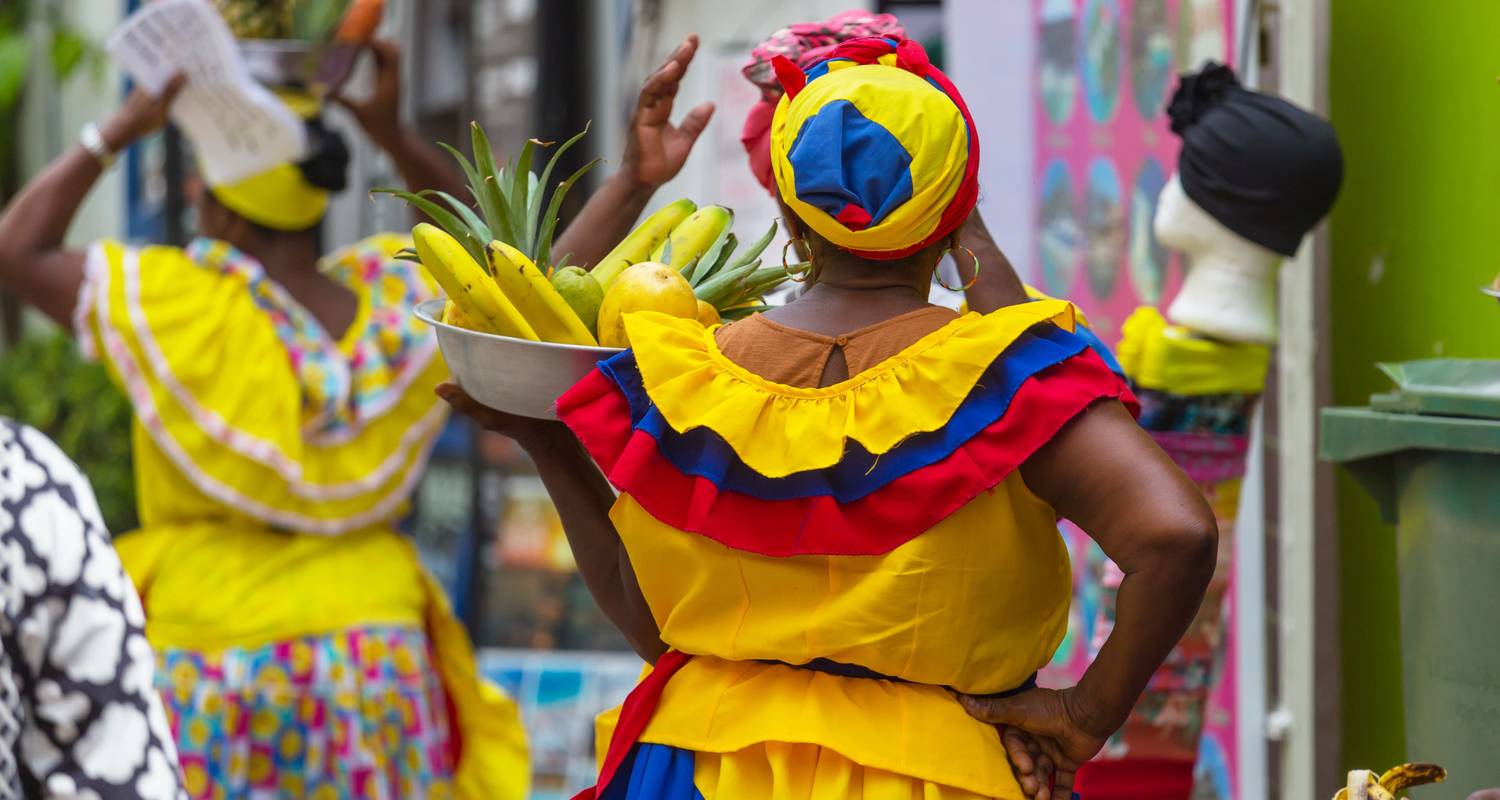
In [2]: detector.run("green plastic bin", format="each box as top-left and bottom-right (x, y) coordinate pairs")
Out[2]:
(1322, 360), (1500, 794)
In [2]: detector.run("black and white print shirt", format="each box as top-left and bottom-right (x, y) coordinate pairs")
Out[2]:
(0, 420), (185, 799)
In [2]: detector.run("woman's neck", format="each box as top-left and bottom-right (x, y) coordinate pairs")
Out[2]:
(763, 280), (934, 338)
(247, 234), (321, 285)
(245, 234), (360, 341)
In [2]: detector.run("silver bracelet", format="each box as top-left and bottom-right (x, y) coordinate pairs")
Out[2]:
(79, 122), (117, 169)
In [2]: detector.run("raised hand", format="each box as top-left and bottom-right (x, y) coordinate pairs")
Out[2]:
(332, 40), (402, 147)
(101, 73), (187, 152)
(620, 35), (716, 190)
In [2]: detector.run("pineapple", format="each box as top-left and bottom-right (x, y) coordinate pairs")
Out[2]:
(375, 122), (600, 277)
(214, 0), (292, 39)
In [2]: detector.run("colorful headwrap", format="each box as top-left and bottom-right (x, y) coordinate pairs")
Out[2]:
(768, 37), (980, 260)
(741, 11), (905, 193)
(206, 90), (339, 232)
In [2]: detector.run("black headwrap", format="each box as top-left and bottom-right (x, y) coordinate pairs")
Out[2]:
(1166, 62), (1343, 257)
(296, 118), (351, 193)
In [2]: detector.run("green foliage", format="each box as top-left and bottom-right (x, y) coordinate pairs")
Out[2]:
(0, 1), (104, 191)
(0, 334), (138, 534)
(0, 32), (29, 114)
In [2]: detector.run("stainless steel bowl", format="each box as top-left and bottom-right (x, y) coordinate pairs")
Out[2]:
(239, 39), (360, 93)
(416, 299), (622, 419)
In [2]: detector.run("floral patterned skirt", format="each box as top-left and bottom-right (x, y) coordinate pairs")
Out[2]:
(158, 625), (456, 800)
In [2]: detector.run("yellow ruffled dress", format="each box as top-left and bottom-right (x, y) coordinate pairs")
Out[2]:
(74, 235), (527, 799)
(557, 303), (1138, 799)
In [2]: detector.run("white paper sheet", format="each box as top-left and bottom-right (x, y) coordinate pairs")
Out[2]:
(107, 0), (308, 185)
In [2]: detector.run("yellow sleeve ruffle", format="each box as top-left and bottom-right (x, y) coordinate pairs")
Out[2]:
(623, 299), (1078, 478)
(77, 240), (448, 535)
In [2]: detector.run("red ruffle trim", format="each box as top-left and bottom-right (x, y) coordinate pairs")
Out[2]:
(557, 350), (1137, 557)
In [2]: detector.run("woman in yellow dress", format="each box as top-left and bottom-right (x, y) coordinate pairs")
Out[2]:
(442, 36), (1218, 800)
(0, 35), (714, 800)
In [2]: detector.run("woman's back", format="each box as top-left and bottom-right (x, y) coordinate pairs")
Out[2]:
(558, 300), (1134, 798)
(717, 304), (955, 387)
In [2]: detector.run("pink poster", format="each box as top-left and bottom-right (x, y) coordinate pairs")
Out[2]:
(1033, 0), (1236, 346)
(1033, 1), (1240, 798)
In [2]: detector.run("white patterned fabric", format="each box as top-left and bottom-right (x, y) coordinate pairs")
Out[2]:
(0, 419), (186, 799)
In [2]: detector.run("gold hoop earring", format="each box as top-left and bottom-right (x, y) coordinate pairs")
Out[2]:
(784, 238), (813, 284)
(935, 244), (981, 292)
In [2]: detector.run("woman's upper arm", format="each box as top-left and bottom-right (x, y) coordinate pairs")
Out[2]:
(1020, 400), (1218, 571)
(7, 249), (89, 331)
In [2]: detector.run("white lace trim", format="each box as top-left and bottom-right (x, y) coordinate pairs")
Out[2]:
(94, 252), (444, 534)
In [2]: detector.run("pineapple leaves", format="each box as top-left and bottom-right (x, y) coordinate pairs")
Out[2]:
(735, 220), (780, 269)
(513, 139), (539, 251)
(379, 121), (598, 275)
(688, 231), (735, 287)
(292, 0), (352, 42)
(535, 157), (603, 276)
(529, 125), (591, 250)
(438, 140), (504, 232)
(370, 188), (488, 270)
(470, 123), (516, 248)
(420, 190), (493, 244)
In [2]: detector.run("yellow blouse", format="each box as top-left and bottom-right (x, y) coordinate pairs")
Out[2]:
(561, 303), (1133, 799)
(76, 235), (526, 800)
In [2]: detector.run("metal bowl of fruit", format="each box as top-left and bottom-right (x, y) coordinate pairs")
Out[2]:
(225, 0), (383, 92)
(239, 39), (361, 92)
(394, 122), (797, 418)
(416, 299), (620, 420)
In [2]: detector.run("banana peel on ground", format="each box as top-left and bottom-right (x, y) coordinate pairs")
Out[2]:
(1332, 763), (1447, 800)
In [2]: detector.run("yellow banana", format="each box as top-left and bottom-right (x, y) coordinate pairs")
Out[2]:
(487, 240), (598, 345)
(441, 299), (477, 330)
(412, 223), (538, 341)
(652, 205), (733, 271)
(591, 198), (696, 289)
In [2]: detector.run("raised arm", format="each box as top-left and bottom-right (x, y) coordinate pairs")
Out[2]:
(961, 400), (1218, 799)
(335, 41), (468, 200)
(0, 77), (183, 328)
(437, 384), (667, 662)
(955, 211), (1029, 313)
(552, 35), (715, 269)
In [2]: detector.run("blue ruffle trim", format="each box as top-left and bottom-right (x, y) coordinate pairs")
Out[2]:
(597, 322), (1090, 502)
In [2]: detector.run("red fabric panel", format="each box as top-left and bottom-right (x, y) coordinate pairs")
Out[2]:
(558, 351), (1136, 557)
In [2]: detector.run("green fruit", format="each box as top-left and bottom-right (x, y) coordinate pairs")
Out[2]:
(550, 266), (605, 336)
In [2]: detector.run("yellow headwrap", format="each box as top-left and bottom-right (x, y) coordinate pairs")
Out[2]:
(767, 37), (979, 260)
(206, 90), (329, 232)
(209, 163), (329, 232)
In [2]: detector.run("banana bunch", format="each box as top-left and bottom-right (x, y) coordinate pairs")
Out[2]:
(591, 199), (697, 288)
(377, 123), (603, 345)
(379, 121), (802, 350)
(591, 202), (803, 326)
(1331, 763), (1446, 800)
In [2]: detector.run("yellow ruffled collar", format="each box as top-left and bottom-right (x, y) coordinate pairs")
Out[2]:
(624, 299), (1077, 477)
